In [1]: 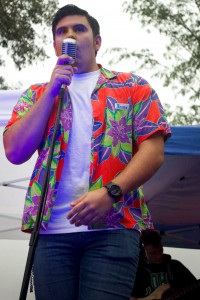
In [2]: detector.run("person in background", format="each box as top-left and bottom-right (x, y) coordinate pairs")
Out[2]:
(130, 229), (200, 300)
(3, 4), (171, 300)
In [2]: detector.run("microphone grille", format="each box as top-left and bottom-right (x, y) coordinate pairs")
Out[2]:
(62, 38), (76, 62)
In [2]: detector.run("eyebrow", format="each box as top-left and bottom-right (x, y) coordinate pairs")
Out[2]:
(55, 23), (87, 33)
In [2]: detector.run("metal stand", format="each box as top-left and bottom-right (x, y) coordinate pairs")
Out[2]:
(19, 87), (65, 300)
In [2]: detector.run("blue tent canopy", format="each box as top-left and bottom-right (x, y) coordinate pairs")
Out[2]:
(143, 126), (200, 249)
(165, 126), (200, 155)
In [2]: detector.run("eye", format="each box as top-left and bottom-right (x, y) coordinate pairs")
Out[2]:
(74, 25), (87, 32)
(56, 27), (67, 36)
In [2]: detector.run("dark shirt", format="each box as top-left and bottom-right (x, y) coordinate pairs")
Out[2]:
(132, 253), (200, 300)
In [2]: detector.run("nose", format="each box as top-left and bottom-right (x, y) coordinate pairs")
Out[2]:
(65, 28), (76, 40)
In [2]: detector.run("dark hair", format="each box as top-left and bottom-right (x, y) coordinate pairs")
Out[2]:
(141, 229), (162, 248)
(52, 4), (100, 39)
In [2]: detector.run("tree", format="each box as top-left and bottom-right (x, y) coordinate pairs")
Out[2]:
(0, 0), (59, 89)
(108, 0), (200, 125)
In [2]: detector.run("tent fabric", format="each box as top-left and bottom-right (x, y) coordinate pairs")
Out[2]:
(164, 126), (200, 155)
(143, 126), (200, 249)
(0, 90), (200, 249)
(0, 90), (23, 127)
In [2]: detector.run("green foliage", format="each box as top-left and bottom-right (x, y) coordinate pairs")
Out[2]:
(108, 0), (200, 124)
(0, 0), (59, 89)
(164, 103), (200, 125)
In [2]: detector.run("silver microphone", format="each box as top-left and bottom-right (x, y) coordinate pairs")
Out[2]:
(62, 38), (77, 64)
(60, 38), (77, 92)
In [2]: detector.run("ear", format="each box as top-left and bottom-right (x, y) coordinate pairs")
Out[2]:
(53, 40), (59, 57)
(95, 34), (102, 52)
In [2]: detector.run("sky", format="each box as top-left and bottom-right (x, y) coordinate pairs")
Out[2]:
(2, 0), (188, 110)
(1, 0), (199, 283)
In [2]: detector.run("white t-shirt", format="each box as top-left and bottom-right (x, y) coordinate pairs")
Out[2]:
(40, 69), (100, 234)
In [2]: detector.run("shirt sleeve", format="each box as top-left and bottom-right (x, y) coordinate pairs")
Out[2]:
(4, 87), (36, 132)
(4, 83), (48, 132)
(131, 74), (171, 147)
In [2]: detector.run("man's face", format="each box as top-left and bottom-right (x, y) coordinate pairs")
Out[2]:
(53, 15), (101, 73)
(145, 244), (164, 264)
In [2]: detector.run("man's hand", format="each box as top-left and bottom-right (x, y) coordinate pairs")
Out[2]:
(66, 188), (114, 226)
(48, 55), (78, 97)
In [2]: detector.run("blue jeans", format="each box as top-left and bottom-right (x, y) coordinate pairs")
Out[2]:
(33, 229), (140, 300)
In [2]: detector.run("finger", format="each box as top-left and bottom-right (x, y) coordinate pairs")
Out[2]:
(74, 212), (99, 227)
(51, 73), (71, 88)
(66, 201), (86, 219)
(82, 212), (99, 226)
(54, 64), (74, 75)
(68, 205), (92, 224)
(88, 214), (104, 225)
(57, 55), (74, 65)
(76, 209), (98, 226)
(70, 193), (88, 207)
(68, 201), (97, 225)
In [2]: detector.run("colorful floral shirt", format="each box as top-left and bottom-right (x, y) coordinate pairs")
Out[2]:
(5, 66), (171, 233)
